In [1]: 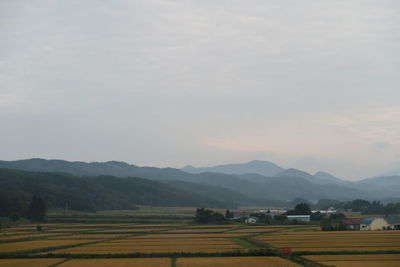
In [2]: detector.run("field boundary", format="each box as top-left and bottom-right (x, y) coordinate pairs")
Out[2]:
(0, 248), (279, 259)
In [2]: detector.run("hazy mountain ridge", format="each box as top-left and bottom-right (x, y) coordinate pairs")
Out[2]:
(185, 162), (347, 185)
(182, 160), (285, 176)
(1, 159), (399, 203)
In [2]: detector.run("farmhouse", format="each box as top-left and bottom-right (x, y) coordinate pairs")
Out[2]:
(287, 215), (310, 222)
(360, 218), (389, 230)
(342, 219), (361, 230)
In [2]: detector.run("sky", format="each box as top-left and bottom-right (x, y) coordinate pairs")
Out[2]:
(1, 0), (399, 180)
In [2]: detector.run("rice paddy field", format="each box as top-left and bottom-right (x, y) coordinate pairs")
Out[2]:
(0, 208), (399, 266)
(176, 256), (301, 267)
(304, 254), (400, 267)
(50, 237), (244, 254)
(255, 231), (400, 252)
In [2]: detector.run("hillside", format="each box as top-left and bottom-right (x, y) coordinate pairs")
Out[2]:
(1, 159), (400, 203)
(0, 168), (237, 215)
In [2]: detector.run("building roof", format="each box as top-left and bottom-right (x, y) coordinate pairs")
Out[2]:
(384, 216), (400, 225)
(287, 215), (310, 218)
(343, 219), (361, 225)
(360, 218), (376, 225)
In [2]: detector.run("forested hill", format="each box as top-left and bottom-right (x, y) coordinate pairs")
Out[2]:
(0, 168), (236, 215)
(1, 159), (400, 202)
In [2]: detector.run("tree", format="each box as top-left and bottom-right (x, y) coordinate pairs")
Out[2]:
(287, 203), (311, 215)
(8, 211), (20, 222)
(310, 211), (326, 221)
(274, 214), (287, 221)
(330, 213), (346, 220)
(194, 208), (226, 224)
(27, 195), (46, 222)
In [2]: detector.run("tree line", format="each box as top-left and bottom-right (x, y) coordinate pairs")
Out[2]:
(334, 199), (400, 215)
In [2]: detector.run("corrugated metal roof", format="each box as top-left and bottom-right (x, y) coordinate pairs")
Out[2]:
(384, 216), (400, 225)
(360, 218), (375, 225)
(343, 219), (361, 225)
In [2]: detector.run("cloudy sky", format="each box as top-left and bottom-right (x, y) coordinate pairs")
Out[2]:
(1, 0), (399, 180)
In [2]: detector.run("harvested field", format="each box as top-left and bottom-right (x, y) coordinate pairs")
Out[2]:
(0, 233), (62, 241)
(92, 228), (169, 233)
(229, 228), (281, 233)
(133, 233), (248, 238)
(186, 225), (238, 228)
(176, 256), (301, 267)
(0, 239), (95, 253)
(58, 258), (170, 267)
(0, 258), (64, 267)
(46, 234), (127, 240)
(304, 254), (400, 267)
(47, 228), (103, 232)
(255, 231), (400, 252)
(164, 229), (229, 233)
(50, 238), (244, 254)
(0, 231), (33, 236)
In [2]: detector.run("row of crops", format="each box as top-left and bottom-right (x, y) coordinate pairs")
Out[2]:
(1, 221), (399, 266)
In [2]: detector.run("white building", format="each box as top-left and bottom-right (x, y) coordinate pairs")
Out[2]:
(245, 217), (258, 224)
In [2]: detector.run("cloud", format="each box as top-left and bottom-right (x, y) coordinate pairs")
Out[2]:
(0, 0), (399, 179)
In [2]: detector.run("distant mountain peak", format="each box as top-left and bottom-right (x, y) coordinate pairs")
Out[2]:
(104, 161), (132, 167)
(313, 171), (345, 184)
(314, 171), (338, 179)
(181, 160), (284, 176)
(275, 168), (312, 178)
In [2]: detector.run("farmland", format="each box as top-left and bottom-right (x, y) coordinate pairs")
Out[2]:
(176, 256), (301, 266)
(255, 231), (400, 252)
(0, 209), (399, 266)
(304, 254), (400, 267)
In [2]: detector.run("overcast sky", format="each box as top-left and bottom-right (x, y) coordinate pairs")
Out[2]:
(1, 0), (399, 180)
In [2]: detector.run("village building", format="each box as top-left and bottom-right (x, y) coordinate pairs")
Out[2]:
(231, 212), (250, 220)
(384, 216), (400, 230)
(245, 217), (258, 224)
(360, 218), (389, 230)
(342, 219), (361, 230)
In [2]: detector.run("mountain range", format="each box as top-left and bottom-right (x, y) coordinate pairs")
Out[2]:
(0, 158), (399, 211)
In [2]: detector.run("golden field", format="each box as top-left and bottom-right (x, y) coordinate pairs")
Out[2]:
(163, 228), (230, 233)
(0, 258), (64, 267)
(0, 233), (61, 241)
(1, 218), (399, 267)
(228, 227), (281, 233)
(304, 254), (400, 267)
(130, 233), (248, 238)
(0, 239), (95, 253)
(50, 237), (244, 254)
(92, 227), (170, 233)
(255, 231), (400, 252)
(46, 234), (127, 239)
(186, 225), (237, 228)
(176, 256), (301, 267)
(58, 258), (170, 267)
